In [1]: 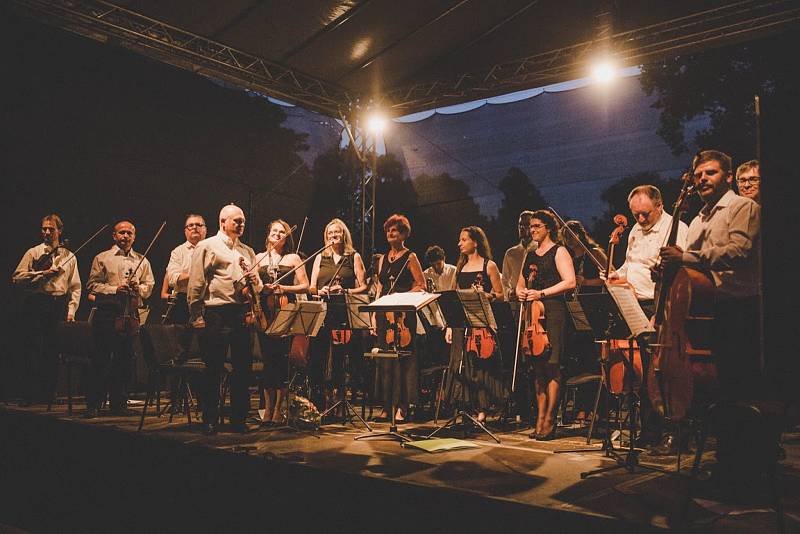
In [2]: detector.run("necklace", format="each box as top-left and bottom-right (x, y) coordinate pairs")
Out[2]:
(388, 248), (405, 262)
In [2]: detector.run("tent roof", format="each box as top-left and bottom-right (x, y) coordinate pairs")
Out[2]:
(14, 0), (800, 116)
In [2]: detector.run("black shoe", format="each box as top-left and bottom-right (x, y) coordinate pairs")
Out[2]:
(229, 422), (248, 434)
(537, 425), (557, 441)
(83, 408), (98, 419)
(648, 434), (684, 456)
(528, 431), (539, 440)
(201, 423), (218, 436)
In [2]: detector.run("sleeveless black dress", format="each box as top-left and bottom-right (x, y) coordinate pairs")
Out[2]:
(257, 263), (297, 389)
(374, 249), (418, 409)
(521, 245), (567, 365)
(444, 259), (508, 410)
(309, 253), (361, 403)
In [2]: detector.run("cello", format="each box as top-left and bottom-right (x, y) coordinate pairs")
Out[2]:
(600, 214), (644, 394)
(647, 175), (716, 421)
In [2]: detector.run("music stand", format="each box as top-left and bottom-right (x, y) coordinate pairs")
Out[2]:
(555, 287), (664, 478)
(426, 289), (501, 443)
(319, 292), (372, 430)
(263, 300), (326, 436)
(355, 291), (440, 443)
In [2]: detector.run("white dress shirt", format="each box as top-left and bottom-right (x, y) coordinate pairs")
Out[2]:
(13, 243), (82, 317)
(423, 263), (456, 291)
(187, 231), (263, 317)
(613, 212), (688, 300)
(502, 241), (536, 300)
(87, 245), (155, 306)
(682, 189), (760, 298)
(165, 241), (197, 293)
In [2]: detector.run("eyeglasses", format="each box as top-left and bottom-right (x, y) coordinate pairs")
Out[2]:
(185, 223), (206, 229)
(633, 211), (652, 221)
(736, 176), (760, 185)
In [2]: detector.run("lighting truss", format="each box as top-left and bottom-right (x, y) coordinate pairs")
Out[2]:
(12, 0), (350, 116)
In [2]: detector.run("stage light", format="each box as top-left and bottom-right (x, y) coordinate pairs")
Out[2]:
(591, 60), (616, 84)
(365, 113), (387, 135)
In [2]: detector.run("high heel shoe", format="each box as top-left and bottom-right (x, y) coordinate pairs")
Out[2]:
(536, 423), (557, 441)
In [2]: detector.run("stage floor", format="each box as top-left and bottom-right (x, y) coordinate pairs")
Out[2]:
(1, 400), (797, 533)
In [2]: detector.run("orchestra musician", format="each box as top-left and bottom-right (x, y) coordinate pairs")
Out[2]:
(423, 245), (456, 292)
(372, 214), (426, 423)
(12, 214), (81, 406)
(660, 150), (762, 402)
(443, 226), (505, 424)
(606, 184), (688, 454)
(256, 219), (309, 423)
(735, 159), (761, 204)
(501, 210), (535, 302)
(516, 210), (576, 440)
(164, 214), (207, 325)
(659, 150), (761, 483)
(187, 204), (262, 435)
(308, 218), (367, 412)
(86, 221), (155, 418)
(561, 220), (607, 424)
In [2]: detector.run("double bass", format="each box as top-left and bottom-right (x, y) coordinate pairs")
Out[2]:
(647, 174), (716, 421)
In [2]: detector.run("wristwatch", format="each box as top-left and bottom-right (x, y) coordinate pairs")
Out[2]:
(540, 290), (546, 299)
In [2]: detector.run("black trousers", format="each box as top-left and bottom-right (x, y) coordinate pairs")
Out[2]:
(198, 305), (252, 425)
(88, 304), (135, 411)
(21, 293), (66, 403)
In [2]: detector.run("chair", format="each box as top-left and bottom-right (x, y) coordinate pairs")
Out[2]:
(559, 371), (602, 442)
(48, 321), (93, 415)
(137, 324), (205, 430)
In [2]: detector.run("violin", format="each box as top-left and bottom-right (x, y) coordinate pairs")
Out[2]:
(262, 264), (290, 327)
(464, 273), (496, 359)
(240, 256), (268, 332)
(520, 267), (550, 357)
(606, 214), (628, 276)
(383, 274), (412, 348)
(329, 272), (352, 345)
(115, 268), (141, 336)
(33, 240), (69, 272)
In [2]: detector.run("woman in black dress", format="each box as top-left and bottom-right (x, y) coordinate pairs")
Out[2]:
(443, 226), (505, 424)
(255, 219), (309, 424)
(308, 218), (367, 411)
(373, 214), (425, 423)
(516, 210), (576, 440)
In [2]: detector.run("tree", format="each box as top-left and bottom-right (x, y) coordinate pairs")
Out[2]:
(491, 167), (549, 261)
(639, 31), (800, 158)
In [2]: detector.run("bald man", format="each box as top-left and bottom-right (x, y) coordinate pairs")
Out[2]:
(187, 204), (262, 435)
(86, 220), (154, 418)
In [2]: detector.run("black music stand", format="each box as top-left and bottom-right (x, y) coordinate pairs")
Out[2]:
(262, 300), (326, 437)
(319, 292), (372, 430)
(555, 290), (665, 478)
(427, 289), (501, 443)
(355, 292), (439, 443)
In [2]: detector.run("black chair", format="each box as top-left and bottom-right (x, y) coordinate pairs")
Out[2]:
(48, 321), (93, 415)
(138, 325), (205, 430)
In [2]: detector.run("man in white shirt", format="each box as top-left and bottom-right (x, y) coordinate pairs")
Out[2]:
(86, 221), (155, 418)
(501, 210), (536, 301)
(12, 214), (81, 405)
(187, 204), (262, 435)
(610, 185), (688, 316)
(423, 245), (456, 291)
(661, 149), (762, 485)
(164, 214), (207, 324)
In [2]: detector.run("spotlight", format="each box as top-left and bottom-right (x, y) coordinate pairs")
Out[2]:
(365, 113), (387, 135)
(591, 60), (616, 84)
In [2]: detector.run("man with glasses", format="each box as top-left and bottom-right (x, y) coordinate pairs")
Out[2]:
(608, 184), (688, 455)
(164, 214), (207, 324)
(735, 159), (761, 204)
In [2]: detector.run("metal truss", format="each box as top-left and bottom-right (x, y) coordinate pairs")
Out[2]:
(12, 0), (350, 116)
(339, 111), (378, 257)
(381, 0), (800, 115)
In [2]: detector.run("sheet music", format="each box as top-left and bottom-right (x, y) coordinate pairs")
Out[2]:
(604, 283), (656, 337)
(365, 291), (440, 311)
(265, 300), (327, 337)
(456, 289), (497, 331)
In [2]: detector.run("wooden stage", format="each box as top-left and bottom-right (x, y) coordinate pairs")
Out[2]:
(1, 400), (797, 533)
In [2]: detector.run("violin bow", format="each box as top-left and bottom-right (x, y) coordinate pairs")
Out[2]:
(267, 242), (334, 286)
(129, 221), (167, 281)
(295, 216), (308, 254)
(548, 207), (606, 272)
(237, 224), (298, 280)
(57, 224), (110, 268)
